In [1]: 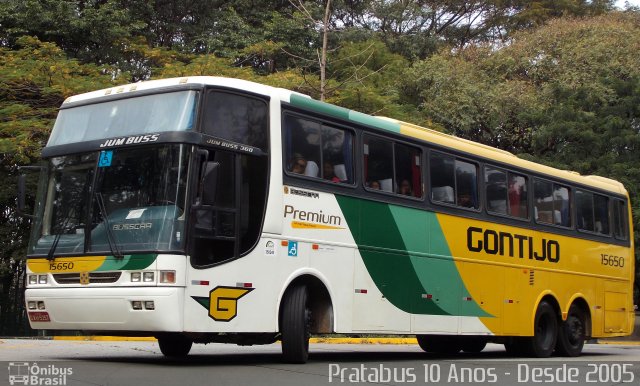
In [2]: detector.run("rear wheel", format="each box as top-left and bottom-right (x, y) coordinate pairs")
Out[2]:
(281, 285), (310, 363)
(417, 335), (461, 355)
(555, 304), (586, 357)
(158, 334), (192, 358)
(522, 301), (558, 358)
(461, 338), (487, 353)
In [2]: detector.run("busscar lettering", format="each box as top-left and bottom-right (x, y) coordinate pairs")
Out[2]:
(284, 205), (341, 226)
(467, 226), (560, 263)
(112, 223), (153, 231)
(99, 134), (159, 148)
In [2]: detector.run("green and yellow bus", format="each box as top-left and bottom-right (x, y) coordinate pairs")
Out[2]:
(22, 76), (634, 363)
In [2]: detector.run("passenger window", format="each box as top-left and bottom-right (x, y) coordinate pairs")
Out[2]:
(533, 179), (570, 226)
(576, 190), (610, 235)
(394, 143), (423, 198)
(594, 194), (610, 235)
(284, 115), (353, 184)
(430, 153), (478, 209)
(613, 199), (628, 240)
(363, 136), (422, 198)
(485, 168), (528, 219)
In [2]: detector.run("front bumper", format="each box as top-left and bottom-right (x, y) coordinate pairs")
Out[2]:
(25, 287), (184, 332)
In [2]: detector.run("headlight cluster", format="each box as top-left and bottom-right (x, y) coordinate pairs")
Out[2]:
(27, 301), (46, 310)
(28, 275), (48, 285)
(130, 270), (175, 284)
(131, 300), (155, 310)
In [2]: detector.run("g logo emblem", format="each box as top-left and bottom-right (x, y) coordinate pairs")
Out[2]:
(208, 286), (253, 321)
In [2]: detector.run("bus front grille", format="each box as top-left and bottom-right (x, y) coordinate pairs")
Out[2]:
(53, 272), (122, 284)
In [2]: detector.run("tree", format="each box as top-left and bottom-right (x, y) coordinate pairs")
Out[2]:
(0, 37), (115, 335)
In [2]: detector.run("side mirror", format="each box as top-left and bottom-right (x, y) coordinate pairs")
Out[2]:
(16, 166), (42, 219)
(17, 174), (29, 216)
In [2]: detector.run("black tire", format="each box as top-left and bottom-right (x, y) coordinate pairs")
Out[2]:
(417, 335), (461, 355)
(522, 301), (558, 358)
(281, 285), (310, 363)
(555, 304), (586, 357)
(504, 339), (523, 356)
(461, 338), (487, 353)
(158, 334), (192, 357)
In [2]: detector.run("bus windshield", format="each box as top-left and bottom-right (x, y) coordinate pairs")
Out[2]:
(47, 91), (198, 147)
(28, 144), (190, 256)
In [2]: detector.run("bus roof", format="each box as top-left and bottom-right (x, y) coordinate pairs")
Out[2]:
(63, 76), (627, 196)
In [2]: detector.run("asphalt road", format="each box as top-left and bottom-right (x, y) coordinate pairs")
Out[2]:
(1, 339), (639, 386)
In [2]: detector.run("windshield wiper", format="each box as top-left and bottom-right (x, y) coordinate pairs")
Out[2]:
(46, 214), (73, 261)
(95, 193), (124, 259)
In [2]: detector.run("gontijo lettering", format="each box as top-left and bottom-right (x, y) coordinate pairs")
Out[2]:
(467, 226), (560, 263)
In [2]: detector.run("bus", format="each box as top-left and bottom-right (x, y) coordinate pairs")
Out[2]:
(21, 76), (634, 363)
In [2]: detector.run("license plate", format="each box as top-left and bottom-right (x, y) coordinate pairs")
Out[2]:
(28, 312), (51, 322)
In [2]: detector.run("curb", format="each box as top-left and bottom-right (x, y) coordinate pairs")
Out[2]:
(0, 336), (636, 345)
(48, 336), (418, 344)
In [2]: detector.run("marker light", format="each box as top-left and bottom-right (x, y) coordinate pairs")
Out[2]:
(38, 275), (48, 284)
(29, 275), (37, 285)
(28, 301), (37, 310)
(131, 301), (142, 310)
(143, 272), (154, 282)
(131, 272), (141, 282)
(160, 271), (175, 284)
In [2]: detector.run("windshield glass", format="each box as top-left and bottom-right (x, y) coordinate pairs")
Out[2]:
(47, 91), (197, 147)
(28, 144), (190, 256)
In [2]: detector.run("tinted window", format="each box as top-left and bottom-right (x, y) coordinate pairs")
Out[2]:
(202, 91), (268, 150)
(364, 136), (422, 198)
(430, 153), (478, 209)
(533, 179), (570, 226)
(485, 167), (528, 219)
(613, 199), (628, 240)
(284, 115), (353, 184)
(364, 136), (394, 192)
(576, 190), (610, 235)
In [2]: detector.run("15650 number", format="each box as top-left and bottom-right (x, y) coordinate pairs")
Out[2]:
(601, 254), (624, 268)
(49, 262), (74, 271)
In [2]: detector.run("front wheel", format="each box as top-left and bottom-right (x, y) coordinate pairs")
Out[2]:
(522, 301), (558, 358)
(281, 285), (310, 363)
(158, 334), (192, 358)
(555, 304), (586, 357)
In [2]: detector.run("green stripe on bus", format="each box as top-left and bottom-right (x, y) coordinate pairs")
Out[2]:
(289, 94), (401, 133)
(336, 196), (449, 315)
(348, 111), (401, 133)
(120, 254), (158, 270)
(336, 195), (491, 317)
(289, 94), (350, 120)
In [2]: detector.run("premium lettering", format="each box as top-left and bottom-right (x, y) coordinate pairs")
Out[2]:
(284, 205), (341, 226)
(467, 226), (560, 263)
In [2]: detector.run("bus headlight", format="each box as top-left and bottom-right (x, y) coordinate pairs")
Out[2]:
(28, 301), (37, 310)
(160, 271), (175, 284)
(131, 272), (141, 282)
(37, 301), (46, 310)
(143, 272), (154, 282)
(29, 275), (37, 285)
(38, 275), (48, 284)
